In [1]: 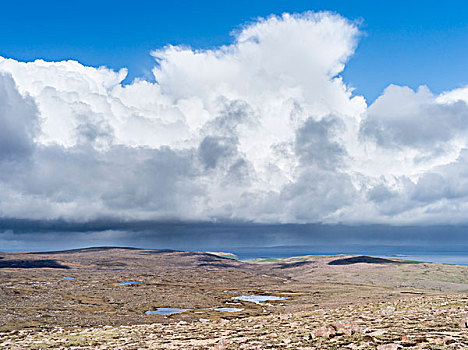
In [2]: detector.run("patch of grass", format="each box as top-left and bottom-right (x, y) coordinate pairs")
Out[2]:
(206, 252), (239, 260)
(399, 259), (424, 264)
(283, 257), (309, 263)
(246, 258), (281, 263)
(258, 258), (281, 263)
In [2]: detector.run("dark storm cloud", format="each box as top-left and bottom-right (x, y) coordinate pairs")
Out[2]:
(1, 220), (467, 257)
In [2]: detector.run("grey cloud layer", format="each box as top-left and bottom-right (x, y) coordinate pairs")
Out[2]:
(362, 85), (468, 149)
(1, 12), (468, 224)
(0, 74), (38, 160)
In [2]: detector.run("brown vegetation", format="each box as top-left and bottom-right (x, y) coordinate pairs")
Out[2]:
(0, 247), (467, 348)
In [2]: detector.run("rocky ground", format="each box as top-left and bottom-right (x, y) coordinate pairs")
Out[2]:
(0, 247), (467, 349)
(1, 294), (467, 349)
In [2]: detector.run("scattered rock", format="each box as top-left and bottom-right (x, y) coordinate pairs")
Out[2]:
(368, 329), (386, 336)
(381, 306), (396, 315)
(212, 338), (230, 350)
(1, 285), (467, 349)
(331, 320), (359, 336)
(310, 319), (361, 339)
(310, 325), (336, 339)
(459, 315), (468, 328)
(427, 337), (444, 345)
(443, 336), (456, 345)
(362, 335), (376, 342)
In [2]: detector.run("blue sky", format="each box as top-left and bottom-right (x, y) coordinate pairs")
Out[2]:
(1, 0), (467, 101)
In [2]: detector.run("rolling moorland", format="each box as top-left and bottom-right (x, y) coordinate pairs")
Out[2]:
(0, 247), (467, 349)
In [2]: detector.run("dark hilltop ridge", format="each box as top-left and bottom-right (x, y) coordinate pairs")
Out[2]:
(27, 246), (146, 254)
(0, 247), (467, 348)
(327, 256), (405, 265)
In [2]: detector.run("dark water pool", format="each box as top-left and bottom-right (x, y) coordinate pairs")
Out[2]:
(232, 295), (289, 304)
(114, 281), (141, 286)
(145, 308), (190, 315)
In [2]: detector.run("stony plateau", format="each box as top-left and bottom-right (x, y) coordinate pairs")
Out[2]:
(0, 247), (467, 349)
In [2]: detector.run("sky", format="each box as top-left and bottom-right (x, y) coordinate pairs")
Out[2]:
(1, 1), (467, 100)
(1, 1), (468, 251)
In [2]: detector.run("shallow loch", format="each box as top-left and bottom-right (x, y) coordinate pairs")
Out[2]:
(145, 308), (190, 315)
(114, 281), (141, 286)
(232, 295), (289, 304)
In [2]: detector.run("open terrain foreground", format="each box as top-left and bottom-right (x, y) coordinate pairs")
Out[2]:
(0, 247), (467, 349)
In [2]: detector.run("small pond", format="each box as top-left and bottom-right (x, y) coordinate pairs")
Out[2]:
(232, 295), (289, 304)
(145, 308), (190, 315)
(114, 281), (141, 286)
(61, 277), (74, 280)
(215, 308), (243, 312)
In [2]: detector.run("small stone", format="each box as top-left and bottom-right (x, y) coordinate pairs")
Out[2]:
(381, 306), (396, 315)
(459, 315), (468, 328)
(331, 320), (359, 336)
(443, 336), (455, 345)
(428, 337), (444, 345)
(377, 344), (400, 350)
(212, 338), (230, 350)
(310, 325), (336, 339)
(369, 329), (386, 336)
(362, 335), (375, 342)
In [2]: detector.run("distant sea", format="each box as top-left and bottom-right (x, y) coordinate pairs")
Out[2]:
(227, 246), (468, 266)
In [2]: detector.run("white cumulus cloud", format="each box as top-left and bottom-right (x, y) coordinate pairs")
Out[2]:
(0, 11), (468, 224)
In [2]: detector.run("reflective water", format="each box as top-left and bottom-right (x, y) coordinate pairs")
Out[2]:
(114, 281), (141, 286)
(145, 308), (190, 315)
(215, 308), (243, 312)
(61, 277), (74, 280)
(232, 295), (289, 304)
